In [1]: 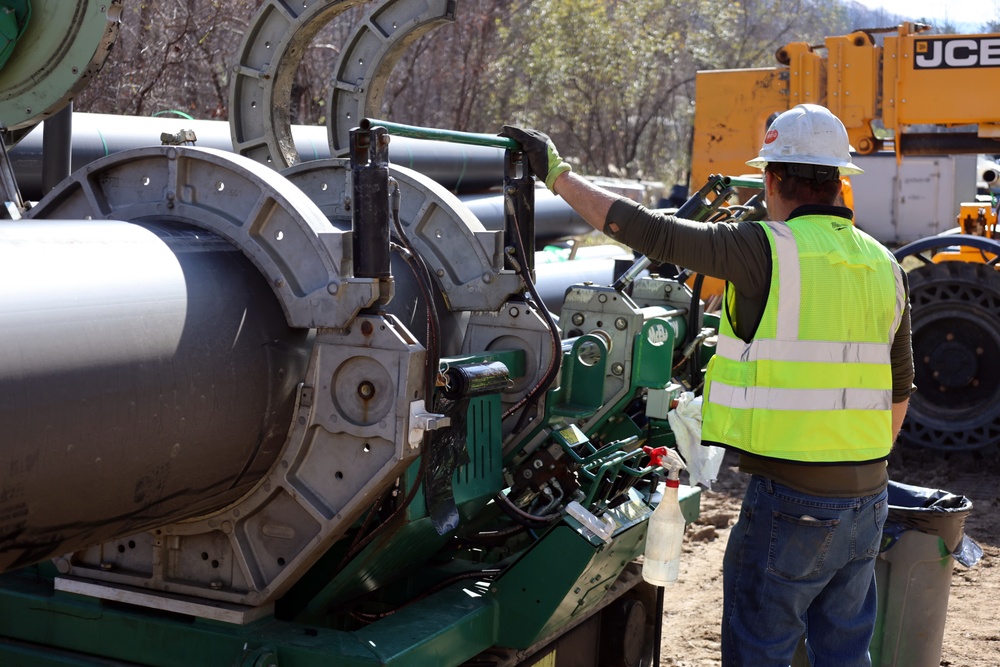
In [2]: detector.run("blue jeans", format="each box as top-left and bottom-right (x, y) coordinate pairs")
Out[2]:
(722, 476), (888, 667)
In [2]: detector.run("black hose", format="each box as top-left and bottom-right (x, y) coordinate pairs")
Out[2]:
(500, 196), (562, 430)
(333, 181), (446, 571)
(494, 489), (562, 528)
(338, 177), (473, 570)
(389, 179), (441, 400)
(336, 450), (429, 571)
(688, 273), (705, 389)
(340, 482), (396, 564)
(349, 568), (503, 623)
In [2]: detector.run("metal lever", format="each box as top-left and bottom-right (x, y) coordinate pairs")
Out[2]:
(362, 117), (519, 151)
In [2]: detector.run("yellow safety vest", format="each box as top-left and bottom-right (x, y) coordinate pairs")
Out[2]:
(701, 215), (906, 463)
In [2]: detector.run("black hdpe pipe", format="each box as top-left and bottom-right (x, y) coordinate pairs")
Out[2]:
(0, 219), (311, 574)
(8, 113), (507, 199)
(40, 103), (72, 195)
(10, 113), (592, 243)
(459, 189), (592, 244)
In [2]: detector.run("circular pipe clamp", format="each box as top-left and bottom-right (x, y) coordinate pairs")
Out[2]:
(283, 157), (523, 311)
(230, 0), (455, 169)
(27, 145), (379, 328)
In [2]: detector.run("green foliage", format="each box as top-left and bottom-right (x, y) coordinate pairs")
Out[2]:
(491, 0), (688, 180)
(472, 0), (848, 185)
(72, 0), (869, 189)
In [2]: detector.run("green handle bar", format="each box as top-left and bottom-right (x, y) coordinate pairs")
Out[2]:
(361, 120), (764, 189)
(724, 176), (764, 189)
(361, 118), (519, 151)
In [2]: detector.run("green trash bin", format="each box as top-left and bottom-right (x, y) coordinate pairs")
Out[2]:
(869, 480), (981, 667)
(792, 480), (981, 667)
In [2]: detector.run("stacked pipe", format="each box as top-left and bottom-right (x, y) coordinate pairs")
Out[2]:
(10, 113), (593, 243)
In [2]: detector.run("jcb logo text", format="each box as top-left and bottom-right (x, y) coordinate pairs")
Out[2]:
(914, 37), (1000, 69)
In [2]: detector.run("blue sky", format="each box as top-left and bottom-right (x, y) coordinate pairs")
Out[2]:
(852, 0), (999, 31)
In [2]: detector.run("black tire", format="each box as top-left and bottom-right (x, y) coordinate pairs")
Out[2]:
(901, 261), (1000, 451)
(599, 596), (649, 667)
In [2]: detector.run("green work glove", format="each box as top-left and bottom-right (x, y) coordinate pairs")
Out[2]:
(500, 125), (572, 191)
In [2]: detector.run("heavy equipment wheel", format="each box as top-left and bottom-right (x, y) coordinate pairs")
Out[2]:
(900, 260), (1000, 451)
(599, 595), (651, 667)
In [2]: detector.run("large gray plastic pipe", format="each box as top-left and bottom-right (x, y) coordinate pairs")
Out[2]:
(0, 219), (311, 573)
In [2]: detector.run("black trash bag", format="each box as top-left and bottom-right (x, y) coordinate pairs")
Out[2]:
(881, 480), (983, 567)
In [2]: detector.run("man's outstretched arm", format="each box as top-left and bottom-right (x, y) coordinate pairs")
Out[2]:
(550, 171), (621, 235)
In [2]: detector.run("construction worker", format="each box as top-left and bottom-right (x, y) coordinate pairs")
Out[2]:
(501, 104), (913, 667)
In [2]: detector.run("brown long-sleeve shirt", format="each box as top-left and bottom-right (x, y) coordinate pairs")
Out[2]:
(605, 199), (915, 496)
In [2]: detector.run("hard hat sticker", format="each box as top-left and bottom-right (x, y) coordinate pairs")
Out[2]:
(764, 129), (779, 144)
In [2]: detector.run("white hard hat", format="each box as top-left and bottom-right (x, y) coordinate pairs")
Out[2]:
(746, 104), (863, 176)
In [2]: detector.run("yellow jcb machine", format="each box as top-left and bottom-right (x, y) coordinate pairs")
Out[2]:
(692, 22), (1000, 453)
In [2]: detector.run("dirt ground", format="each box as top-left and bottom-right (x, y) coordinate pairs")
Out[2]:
(658, 446), (1000, 666)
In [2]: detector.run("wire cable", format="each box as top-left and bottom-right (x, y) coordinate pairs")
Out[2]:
(500, 194), (562, 429)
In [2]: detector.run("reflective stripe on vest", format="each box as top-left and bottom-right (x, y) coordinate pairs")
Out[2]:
(768, 221), (801, 338)
(709, 381), (893, 412)
(716, 334), (892, 364)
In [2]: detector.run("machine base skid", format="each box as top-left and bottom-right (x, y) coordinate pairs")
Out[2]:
(0, 489), (700, 667)
(0, 567), (495, 667)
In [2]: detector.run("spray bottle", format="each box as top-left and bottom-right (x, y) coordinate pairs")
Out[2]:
(641, 445), (687, 586)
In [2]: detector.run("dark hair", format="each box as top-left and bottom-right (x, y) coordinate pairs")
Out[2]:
(765, 163), (842, 206)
